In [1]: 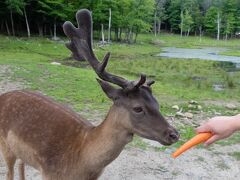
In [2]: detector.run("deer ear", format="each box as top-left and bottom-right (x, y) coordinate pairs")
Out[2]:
(96, 79), (121, 101)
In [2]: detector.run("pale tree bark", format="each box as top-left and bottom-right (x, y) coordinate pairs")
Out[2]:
(180, 10), (183, 37)
(108, 8), (111, 43)
(37, 23), (43, 36)
(154, 11), (157, 36)
(187, 28), (190, 36)
(101, 24), (105, 43)
(158, 20), (161, 34)
(10, 10), (15, 36)
(5, 21), (11, 36)
(199, 26), (202, 42)
(217, 12), (221, 40)
(53, 18), (57, 40)
(129, 29), (133, 43)
(23, 7), (30, 38)
(118, 27), (121, 40)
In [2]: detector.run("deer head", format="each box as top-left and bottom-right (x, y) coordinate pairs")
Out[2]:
(63, 9), (179, 145)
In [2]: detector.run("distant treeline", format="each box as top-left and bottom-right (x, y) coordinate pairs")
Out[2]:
(0, 0), (240, 42)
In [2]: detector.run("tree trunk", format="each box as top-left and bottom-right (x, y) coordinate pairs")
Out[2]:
(10, 10), (15, 36)
(23, 7), (30, 38)
(5, 21), (11, 36)
(180, 10), (183, 37)
(53, 19), (57, 40)
(217, 12), (221, 40)
(124, 29), (128, 41)
(199, 26), (202, 42)
(44, 24), (47, 36)
(50, 26), (53, 37)
(158, 20), (161, 34)
(129, 28), (133, 43)
(114, 28), (118, 41)
(37, 23), (43, 36)
(187, 29), (190, 36)
(101, 24), (105, 43)
(154, 11), (157, 36)
(134, 32), (138, 43)
(108, 8), (111, 43)
(225, 33), (228, 40)
(0, 21), (3, 31)
(119, 28), (122, 41)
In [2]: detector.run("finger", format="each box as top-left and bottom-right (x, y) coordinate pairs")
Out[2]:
(196, 124), (211, 133)
(204, 135), (220, 146)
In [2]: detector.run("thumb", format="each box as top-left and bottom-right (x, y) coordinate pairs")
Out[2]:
(196, 124), (211, 133)
(204, 135), (219, 146)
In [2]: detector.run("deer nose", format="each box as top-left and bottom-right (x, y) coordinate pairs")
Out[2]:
(169, 132), (179, 141)
(168, 129), (179, 142)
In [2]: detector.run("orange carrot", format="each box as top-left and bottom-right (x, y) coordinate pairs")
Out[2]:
(172, 132), (213, 158)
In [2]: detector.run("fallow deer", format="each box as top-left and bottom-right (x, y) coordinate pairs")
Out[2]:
(0, 9), (179, 180)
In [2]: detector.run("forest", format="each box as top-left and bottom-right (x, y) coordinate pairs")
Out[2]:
(0, 0), (240, 42)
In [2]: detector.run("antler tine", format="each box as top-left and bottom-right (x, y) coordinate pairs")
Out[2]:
(147, 80), (155, 87)
(63, 9), (147, 90)
(133, 74), (147, 89)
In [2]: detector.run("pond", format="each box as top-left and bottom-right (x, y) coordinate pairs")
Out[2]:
(158, 47), (240, 67)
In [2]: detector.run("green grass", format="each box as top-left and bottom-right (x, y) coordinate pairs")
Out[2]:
(1, 34), (240, 112)
(220, 50), (240, 57)
(138, 33), (240, 49)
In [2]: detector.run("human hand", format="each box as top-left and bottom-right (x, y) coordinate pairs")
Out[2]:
(196, 115), (240, 146)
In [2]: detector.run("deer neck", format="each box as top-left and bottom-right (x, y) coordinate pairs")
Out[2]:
(83, 105), (133, 169)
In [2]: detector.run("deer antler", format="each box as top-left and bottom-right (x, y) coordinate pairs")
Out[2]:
(63, 9), (138, 90)
(63, 9), (149, 91)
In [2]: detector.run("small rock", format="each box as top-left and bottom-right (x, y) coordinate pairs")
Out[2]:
(214, 111), (221, 115)
(225, 104), (237, 110)
(213, 84), (224, 91)
(176, 112), (185, 117)
(184, 112), (193, 119)
(51, 62), (61, 65)
(189, 100), (198, 105)
(188, 104), (195, 109)
(197, 105), (202, 110)
(172, 105), (180, 111)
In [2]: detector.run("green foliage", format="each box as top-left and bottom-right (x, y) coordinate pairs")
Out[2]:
(5, 0), (25, 15)
(204, 7), (219, 35)
(1, 0), (240, 40)
(168, 0), (181, 32)
(37, 0), (73, 20)
(179, 10), (193, 34)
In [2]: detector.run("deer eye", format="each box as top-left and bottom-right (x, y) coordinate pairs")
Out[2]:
(133, 107), (143, 113)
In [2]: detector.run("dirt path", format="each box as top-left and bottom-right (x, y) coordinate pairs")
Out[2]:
(1, 65), (240, 180)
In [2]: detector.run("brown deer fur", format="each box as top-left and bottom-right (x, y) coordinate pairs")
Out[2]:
(0, 90), (133, 180)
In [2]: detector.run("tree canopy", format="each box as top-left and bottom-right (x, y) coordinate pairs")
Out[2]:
(0, 0), (239, 41)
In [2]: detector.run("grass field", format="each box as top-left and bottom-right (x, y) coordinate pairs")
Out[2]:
(0, 33), (240, 147)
